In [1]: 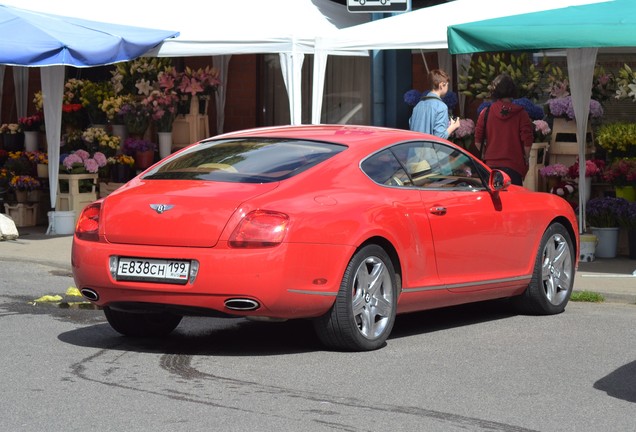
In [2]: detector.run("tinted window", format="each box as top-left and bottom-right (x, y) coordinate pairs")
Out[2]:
(362, 141), (487, 189)
(143, 138), (346, 183)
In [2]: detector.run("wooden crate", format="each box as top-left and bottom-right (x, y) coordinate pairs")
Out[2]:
(4, 203), (38, 227)
(56, 174), (98, 222)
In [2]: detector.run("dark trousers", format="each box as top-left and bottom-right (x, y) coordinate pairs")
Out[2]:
(492, 166), (524, 186)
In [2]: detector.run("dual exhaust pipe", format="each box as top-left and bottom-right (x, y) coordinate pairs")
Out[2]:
(80, 289), (260, 312)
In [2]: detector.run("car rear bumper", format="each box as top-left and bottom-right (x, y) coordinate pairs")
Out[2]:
(72, 238), (354, 319)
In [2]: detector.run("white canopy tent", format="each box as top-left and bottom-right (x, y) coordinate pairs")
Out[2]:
(313, 0), (604, 124)
(1, 0), (369, 127)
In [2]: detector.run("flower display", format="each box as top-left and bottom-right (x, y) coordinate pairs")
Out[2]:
(100, 95), (131, 123)
(177, 66), (221, 96)
(403, 89), (422, 107)
(567, 159), (603, 179)
(603, 158), (636, 187)
(477, 99), (544, 121)
(123, 137), (156, 155)
(3, 151), (33, 175)
(9, 175), (40, 191)
(0, 123), (23, 134)
(18, 113), (44, 132)
(143, 89), (179, 132)
(118, 100), (152, 137)
(81, 127), (121, 157)
(596, 122), (636, 157)
(586, 196), (630, 228)
(110, 58), (173, 96)
(61, 149), (107, 174)
(547, 96), (603, 120)
(539, 164), (569, 178)
(619, 201), (636, 230)
(80, 80), (115, 124)
(108, 154), (135, 167)
(615, 63), (636, 101)
(34, 151), (48, 165)
(532, 120), (551, 142)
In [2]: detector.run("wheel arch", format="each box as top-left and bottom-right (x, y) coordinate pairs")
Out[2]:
(358, 236), (403, 295)
(551, 215), (579, 258)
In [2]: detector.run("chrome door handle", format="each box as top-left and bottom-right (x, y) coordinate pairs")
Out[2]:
(430, 206), (447, 216)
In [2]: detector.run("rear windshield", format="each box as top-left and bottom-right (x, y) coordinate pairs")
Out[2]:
(143, 138), (346, 183)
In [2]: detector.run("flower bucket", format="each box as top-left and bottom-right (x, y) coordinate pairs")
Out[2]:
(48, 211), (76, 235)
(591, 227), (619, 258)
(615, 186), (636, 202)
(580, 234), (597, 262)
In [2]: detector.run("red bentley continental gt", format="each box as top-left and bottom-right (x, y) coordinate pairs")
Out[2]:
(72, 125), (579, 351)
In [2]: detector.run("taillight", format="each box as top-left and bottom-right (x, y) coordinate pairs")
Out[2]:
(228, 210), (289, 248)
(75, 202), (101, 241)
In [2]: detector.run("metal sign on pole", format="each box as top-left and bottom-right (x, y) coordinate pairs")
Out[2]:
(347, 0), (410, 13)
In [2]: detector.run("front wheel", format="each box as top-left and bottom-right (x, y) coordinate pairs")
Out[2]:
(313, 244), (398, 351)
(515, 223), (575, 315)
(104, 307), (182, 337)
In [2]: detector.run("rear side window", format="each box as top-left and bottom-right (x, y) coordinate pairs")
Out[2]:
(143, 138), (346, 183)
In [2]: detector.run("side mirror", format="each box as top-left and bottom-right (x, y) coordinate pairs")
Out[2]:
(489, 169), (511, 191)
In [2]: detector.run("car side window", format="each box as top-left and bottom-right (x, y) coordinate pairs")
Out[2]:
(391, 141), (485, 189)
(361, 149), (410, 186)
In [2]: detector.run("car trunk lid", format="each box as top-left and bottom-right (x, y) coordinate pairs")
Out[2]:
(102, 180), (278, 247)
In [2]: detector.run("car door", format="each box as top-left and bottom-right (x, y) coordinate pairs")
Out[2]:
(392, 141), (532, 290)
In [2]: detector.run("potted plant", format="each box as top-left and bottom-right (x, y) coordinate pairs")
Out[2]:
(586, 196), (631, 258)
(567, 158), (604, 202)
(9, 174), (40, 203)
(123, 137), (156, 170)
(596, 122), (636, 159)
(539, 163), (569, 192)
(603, 158), (636, 201)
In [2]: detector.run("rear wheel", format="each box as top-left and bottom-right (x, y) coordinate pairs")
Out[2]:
(104, 307), (182, 337)
(313, 244), (398, 351)
(515, 223), (575, 315)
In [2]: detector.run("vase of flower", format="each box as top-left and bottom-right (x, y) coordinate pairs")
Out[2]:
(24, 131), (39, 152)
(158, 132), (173, 159)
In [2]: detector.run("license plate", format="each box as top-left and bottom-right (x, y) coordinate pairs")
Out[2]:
(116, 257), (190, 284)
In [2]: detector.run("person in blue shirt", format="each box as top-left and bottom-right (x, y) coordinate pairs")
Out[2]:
(409, 69), (460, 139)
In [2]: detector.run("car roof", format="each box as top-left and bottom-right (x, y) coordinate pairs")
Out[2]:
(210, 124), (444, 154)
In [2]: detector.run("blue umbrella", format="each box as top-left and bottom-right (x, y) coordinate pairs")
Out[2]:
(0, 4), (179, 219)
(0, 4), (179, 66)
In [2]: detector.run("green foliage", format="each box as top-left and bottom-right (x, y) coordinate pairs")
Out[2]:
(570, 291), (604, 303)
(458, 52), (557, 100)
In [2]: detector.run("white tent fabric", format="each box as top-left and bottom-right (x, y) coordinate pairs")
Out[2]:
(1, 0), (369, 126)
(567, 48), (598, 233)
(310, 0), (604, 123)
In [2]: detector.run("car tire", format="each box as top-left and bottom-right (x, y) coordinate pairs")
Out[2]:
(515, 223), (575, 315)
(313, 244), (398, 351)
(104, 307), (182, 337)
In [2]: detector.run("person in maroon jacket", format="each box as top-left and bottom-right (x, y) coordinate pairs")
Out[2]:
(474, 74), (534, 186)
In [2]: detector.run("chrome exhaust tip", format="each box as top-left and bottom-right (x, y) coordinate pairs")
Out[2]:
(80, 288), (99, 302)
(224, 298), (260, 311)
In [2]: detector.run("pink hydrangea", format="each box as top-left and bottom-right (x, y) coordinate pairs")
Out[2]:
(63, 153), (83, 170)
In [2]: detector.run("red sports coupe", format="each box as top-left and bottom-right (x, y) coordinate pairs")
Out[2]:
(72, 125), (579, 351)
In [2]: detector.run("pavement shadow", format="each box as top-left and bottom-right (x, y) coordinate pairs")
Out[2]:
(594, 360), (636, 403)
(57, 298), (517, 356)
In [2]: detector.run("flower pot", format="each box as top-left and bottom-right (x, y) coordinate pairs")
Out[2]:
(615, 185), (636, 202)
(15, 190), (27, 203)
(591, 227), (620, 258)
(135, 150), (155, 171)
(37, 163), (49, 178)
(24, 131), (39, 152)
(158, 132), (173, 159)
(3, 133), (24, 152)
(110, 164), (134, 183)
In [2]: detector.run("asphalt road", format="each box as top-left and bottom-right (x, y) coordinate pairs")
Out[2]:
(1, 260), (635, 432)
